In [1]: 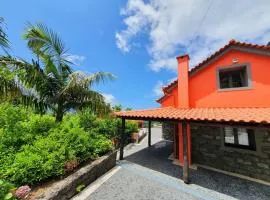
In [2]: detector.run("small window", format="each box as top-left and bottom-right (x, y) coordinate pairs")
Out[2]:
(224, 127), (256, 150)
(218, 66), (249, 89)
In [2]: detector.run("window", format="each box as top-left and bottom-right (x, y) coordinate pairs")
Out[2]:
(224, 127), (256, 150)
(218, 66), (249, 89)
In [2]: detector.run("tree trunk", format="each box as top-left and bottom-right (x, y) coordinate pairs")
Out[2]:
(55, 103), (64, 122)
(55, 110), (64, 122)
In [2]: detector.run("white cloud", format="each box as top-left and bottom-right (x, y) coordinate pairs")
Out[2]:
(116, 0), (270, 71)
(64, 54), (86, 66)
(102, 93), (116, 105)
(153, 81), (164, 97)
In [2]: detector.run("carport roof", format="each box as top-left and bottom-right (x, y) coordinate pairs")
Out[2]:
(115, 107), (270, 125)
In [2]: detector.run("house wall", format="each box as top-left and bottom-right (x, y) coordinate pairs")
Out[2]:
(191, 125), (270, 182)
(160, 87), (178, 107)
(162, 122), (175, 141)
(189, 50), (270, 108)
(158, 49), (270, 178)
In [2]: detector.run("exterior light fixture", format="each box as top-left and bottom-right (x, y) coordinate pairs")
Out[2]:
(232, 58), (238, 63)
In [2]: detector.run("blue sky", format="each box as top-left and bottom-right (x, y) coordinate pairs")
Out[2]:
(1, 0), (270, 109)
(1, 0), (175, 109)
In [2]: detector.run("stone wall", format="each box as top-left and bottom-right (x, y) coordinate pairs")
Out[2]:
(162, 122), (175, 141)
(191, 125), (270, 182)
(33, 151), (117, 200)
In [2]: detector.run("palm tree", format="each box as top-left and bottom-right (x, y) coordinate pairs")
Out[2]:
(0, 23), (115, 122)
(0, 17), (10, 51)
(0, 17), (15, 103)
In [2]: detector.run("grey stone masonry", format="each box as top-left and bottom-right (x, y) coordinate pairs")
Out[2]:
(191, 125), (270, 182)
(162, 122), (175, 141)
(33, 151), (117, 200)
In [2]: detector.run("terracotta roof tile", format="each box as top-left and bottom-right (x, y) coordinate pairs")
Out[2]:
(115, 107), (270, 124)
(161, 40), (270, 93)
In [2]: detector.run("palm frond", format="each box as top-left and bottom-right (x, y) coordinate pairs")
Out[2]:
(63, 71), (116, 92)
(24, 22), (65, 57)
(0, 56), (60, 109)
(63, 89), (110, 116)
(23, 22), (72, 75)
(20, 93), (49, 114)
(0, 17), (10, 52)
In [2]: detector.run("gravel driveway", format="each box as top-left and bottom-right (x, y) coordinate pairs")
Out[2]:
(73, 127), (270, 200)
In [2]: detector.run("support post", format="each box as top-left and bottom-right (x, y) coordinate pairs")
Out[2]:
(119, 118), (125, 160)
(182, 121), (189, 184)
(148, 121), (152, 147)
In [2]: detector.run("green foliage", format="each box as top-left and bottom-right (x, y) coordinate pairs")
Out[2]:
(125, 120), (139, 134)
(76, 184), (86, 193)
(0, 23), (115, 122)
(0, 17), (10, 52)
(88, 132), (114, 156)
(0, 103), (55, 154)
(0, 103), (113, 186)
(0, 180), (16, 200)
(78, 108), (100, 131)
(78, 108), (138, 140)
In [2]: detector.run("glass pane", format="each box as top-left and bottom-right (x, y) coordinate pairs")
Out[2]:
(237, 128), (249, 146)
(219, 71), (230, 88)
(219, 67), (247, 89)
(231, 69), (247, 87)
(224, 127), (234, 144)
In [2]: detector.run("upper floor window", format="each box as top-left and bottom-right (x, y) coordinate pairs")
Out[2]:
(224, 127), (256, 151)
(217, 65), (251, 90)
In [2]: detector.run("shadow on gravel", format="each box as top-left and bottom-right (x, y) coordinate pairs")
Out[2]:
(125, 140), (270, 200)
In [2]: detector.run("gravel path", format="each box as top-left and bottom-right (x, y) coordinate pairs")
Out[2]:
(74, 128), (270, 200)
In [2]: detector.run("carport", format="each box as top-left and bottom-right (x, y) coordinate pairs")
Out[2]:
(115, 106), (270, 184)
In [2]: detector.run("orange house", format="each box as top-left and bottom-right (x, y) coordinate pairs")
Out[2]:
(116, 40), (270, 183)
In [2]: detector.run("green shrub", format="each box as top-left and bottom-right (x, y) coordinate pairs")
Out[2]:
(3, 114), (113, 185)
(5, 138), (66, 185)
(92, 118), (119, 139)
(0, 103), (28, 128)
(78, 108), (99, 131)
(21, 114), (55, 137)
(88, 133), (114, 157)
(0, 104), (55, 153)
(0, 104), (114, 186)
(125, 120), (139, 134)
(0, 179), (16, 200)
(78, 109), (139, 140)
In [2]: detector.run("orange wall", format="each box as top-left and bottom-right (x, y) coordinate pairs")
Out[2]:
(189, 50), (270, 108)
(160, 50), (270, 108)
(159, 49), (270, 165)
(161, 87), (178, 107)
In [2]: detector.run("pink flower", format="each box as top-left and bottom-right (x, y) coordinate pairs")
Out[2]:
(14, 185), (31, 199)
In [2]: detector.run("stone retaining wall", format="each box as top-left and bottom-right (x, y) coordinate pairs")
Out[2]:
(33, 151), (117, 200)
(191, 125), (270, 182)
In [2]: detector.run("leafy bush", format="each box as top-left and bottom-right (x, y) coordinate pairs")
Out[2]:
(0, 179), (16, 200)
(1, 113), (113, 185)
(0, 104), (114, 186)
(78, 108), (99, 131)
(78, 108), (139, 139)
(0, 104), (55, 153)
(88, 132), (114, 156)
(5, 138), (66, 185)
(125, 120), (139, 134)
